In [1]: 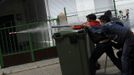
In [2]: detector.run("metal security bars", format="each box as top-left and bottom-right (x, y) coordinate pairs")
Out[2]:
(0, 20), (57, 68)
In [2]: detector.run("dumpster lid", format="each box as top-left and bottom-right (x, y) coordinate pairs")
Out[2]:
(53, 30), (86, 39)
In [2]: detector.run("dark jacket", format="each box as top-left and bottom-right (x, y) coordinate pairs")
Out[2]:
(85, 26), (107, 43)
(102, 22), (130, 43)
(85, 21), (130, 44)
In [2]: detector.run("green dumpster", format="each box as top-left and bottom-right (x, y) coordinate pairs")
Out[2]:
(53, 31), (94, 75)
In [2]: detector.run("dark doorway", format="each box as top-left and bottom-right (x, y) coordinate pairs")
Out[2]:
(0, 15), (18, 54)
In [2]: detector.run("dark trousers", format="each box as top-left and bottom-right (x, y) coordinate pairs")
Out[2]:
(121, 35), (134, 75)
(89, 42), (122, 75)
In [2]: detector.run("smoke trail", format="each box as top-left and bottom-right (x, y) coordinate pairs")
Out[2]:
(17, 27), (49, 33)
(9, 26), (49, 35)
(9, 24), (80, 35)
(16, 25), (73, 34)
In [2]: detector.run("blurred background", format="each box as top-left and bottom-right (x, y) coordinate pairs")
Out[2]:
(0, 0), (134, 68)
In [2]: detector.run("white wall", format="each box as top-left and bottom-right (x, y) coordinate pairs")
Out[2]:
(75, 0), (95, 13)
(45, 0), (77, 19)
(46, 0), (95, 23)
(0, 0), (47, 23)
(74, 0), (95, 22)
(94, 0), (114, 12)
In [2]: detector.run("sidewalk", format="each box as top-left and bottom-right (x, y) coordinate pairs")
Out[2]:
(0, 58), (60, 75)
(0, 53), (120, 75)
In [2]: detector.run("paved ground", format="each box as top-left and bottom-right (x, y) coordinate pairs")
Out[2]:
(0, 53), (120, 75)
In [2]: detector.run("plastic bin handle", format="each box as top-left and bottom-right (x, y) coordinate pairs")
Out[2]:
(53, 33), (63, 39)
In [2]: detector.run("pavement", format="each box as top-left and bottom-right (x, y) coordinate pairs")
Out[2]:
(0, 53), (120, 75)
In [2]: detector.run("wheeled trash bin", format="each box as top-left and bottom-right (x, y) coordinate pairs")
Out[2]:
(53, 30), (94, 75)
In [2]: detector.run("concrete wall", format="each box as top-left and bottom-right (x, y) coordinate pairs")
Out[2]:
(23, 0), (47, 22)
(0, 0), (47, 23)
(0, 0), (24, 16)
(0, 0), (25, 23)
